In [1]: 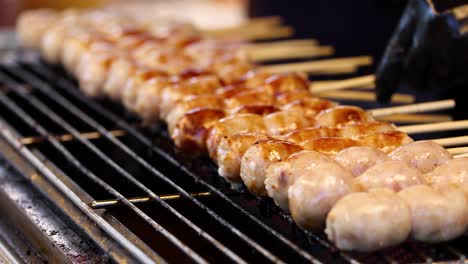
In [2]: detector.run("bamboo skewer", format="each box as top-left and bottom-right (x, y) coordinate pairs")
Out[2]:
(375, 114), (453, 124)
(247, 46), (334, 62)
(207, 25), (295, 40)
(260, 56), (372, 74)
(318, 90), (414, 104)
(398, 120), (468, 134)
(369, 99), (455, 117)
(202, 16), (284, 37)
(432, 135), (468, 147)
(352, 85), (375, 90)
(447, 146), (468, 155)
(311, 74), (376, 93)
(90, 192), (212, 209)
(240, 16), (284, 28)
(245, 39), (319, 51)
(451, 4), (468, 21)
(454, 152), (468, 158)
(241, 26), (295, 41)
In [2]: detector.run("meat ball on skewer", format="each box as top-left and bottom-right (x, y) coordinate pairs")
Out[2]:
(278, 121), (396, 145)
(263, 72), (310, 92)
(264, 150), (337, 211)
(40, 22), (70, 63)
(357, 131), (413, 153)
(264, 108), (316, 136)
(216, 133), (271, 183)
(17, 9), (61, 49)
(172, 108), (226, 154)
(300, 137), (361, 156)
(288, 162), (359, 230)
(280, 97), (338, 116)
(210, 57), (252, 84)
(239, 127), (341, 196)
(62, 31), (98, 73)
(238, 137), (359, 196)
(206, 114), (266, 159)
(278, 126), (339, 144)
(134, 69), (220, 121)
(240, 131), (408, 197)
(315, 105), (375, 127)
(157, 75), (222, 118)
(334, 146), (389, 176)
(122, 69), (170, 112)
(356, 160), (425, 192)
(390, 140), (453, 173)
(224, 89), (274, 112)
(75, 41), (117, 97)
(40, 10), (95, 64)
(339, 122), (396, 139)
(240, 140), (303, 196)
(424, 158), (468, 194)
(165, 95), (224, 134)
(399, 184), (468, 243)
(133, 78), (175, 123)
(103, 57), (138, 101)
(169, 94), (336, 158)
(230, 105), (279, 116)
(326, 188), (412, 252)
(231, 69), (273, 88)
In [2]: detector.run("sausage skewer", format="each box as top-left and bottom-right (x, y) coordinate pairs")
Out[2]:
(17, 8), (468, 253)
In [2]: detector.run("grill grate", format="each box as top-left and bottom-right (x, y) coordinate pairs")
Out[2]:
(0, 50), (467, 263)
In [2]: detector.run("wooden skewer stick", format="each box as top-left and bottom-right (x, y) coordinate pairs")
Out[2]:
(319, 90), (414, 104)
(241, 16), (284, 27)
(432, 135), (468, 147)
(260, 56), (372, 74)
(454, 152), (468, 158)
(202, 16), (283, 36)
(311, 74), (376, 93)
(451, 4), (468, 21)
(369, 99), (455, 117)
(242, 26), (295, 41)
(247, 46), (334, 62)
(245, 39), (319, 51)
(398, 120), (468, 134)
(376, 114), (453, 124)
(447, 146), (468, 155)
(308, 65), (359, 75)
(208, 26), (294, 41)
(352, 85), (375, 90)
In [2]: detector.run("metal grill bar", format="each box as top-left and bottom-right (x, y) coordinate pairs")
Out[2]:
(2, 60), (325, 263)
(2, 53), (464, 263)
(0, 119), (158, 264)
(0, 79), (210, 264)
(17, 58), (457, 264)
(20, 130), (126, 145)
(0, 72), (256, 263)
(90, 192), (212, 209)
(0, 67), (287, 263)
(19, 59), (334, 263)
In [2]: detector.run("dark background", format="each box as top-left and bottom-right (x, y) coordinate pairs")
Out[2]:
(248, 0), (408, 70)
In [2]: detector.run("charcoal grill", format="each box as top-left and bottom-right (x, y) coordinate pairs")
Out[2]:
(0, 35), (468, 263)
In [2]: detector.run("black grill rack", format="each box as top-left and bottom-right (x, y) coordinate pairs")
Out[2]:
(0, 49), (467, 263)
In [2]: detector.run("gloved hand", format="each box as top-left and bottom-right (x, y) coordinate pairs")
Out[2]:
(375, 0), (468, 104)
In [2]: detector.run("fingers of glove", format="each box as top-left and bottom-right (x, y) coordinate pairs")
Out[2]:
(453, 32), (468, 85)
(425, 15), (460, 91)
(403, 1), (437, 90)
(376, 50), (406, 103)
(375, 0), (424, 102)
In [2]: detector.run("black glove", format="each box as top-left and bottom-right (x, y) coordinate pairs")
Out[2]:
(376, 0), (468, 104)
